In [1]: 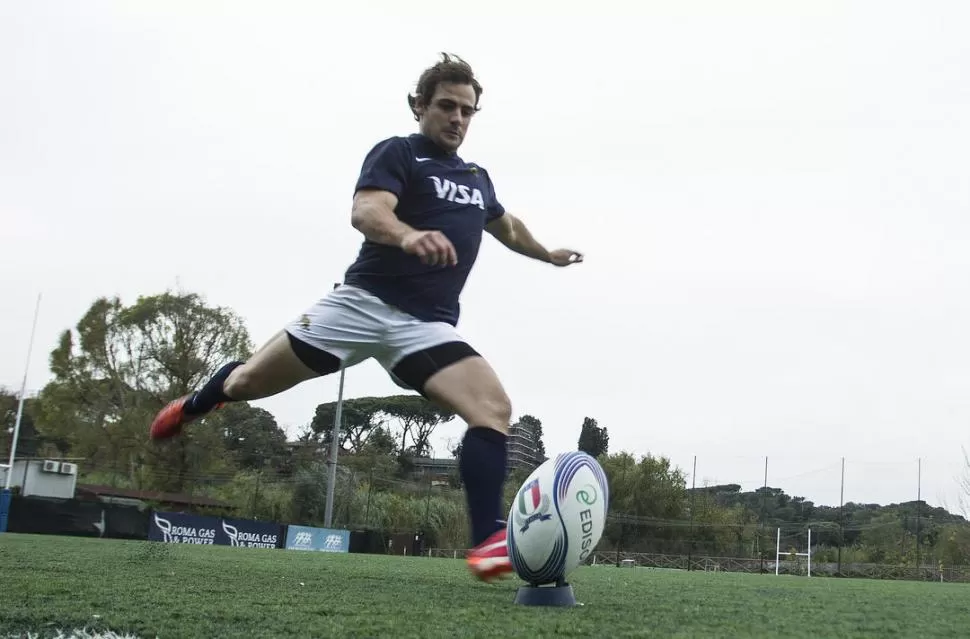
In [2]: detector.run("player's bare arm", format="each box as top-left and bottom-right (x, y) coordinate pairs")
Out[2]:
(485, 213), (583, 267)
(351, 188), (457, 267)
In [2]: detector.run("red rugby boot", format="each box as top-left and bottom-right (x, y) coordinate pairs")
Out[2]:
(148, 395), (224, 440)
(466, 527), (512, 583)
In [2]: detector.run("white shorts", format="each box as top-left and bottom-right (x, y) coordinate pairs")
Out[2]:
(284, 284), (478, 391)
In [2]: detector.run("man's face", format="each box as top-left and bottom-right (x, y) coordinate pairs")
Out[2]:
(415, 82), (478, 152)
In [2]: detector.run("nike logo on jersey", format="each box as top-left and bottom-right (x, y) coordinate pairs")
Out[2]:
(415, 157), (432, 162)
(430, 176), (485, 210)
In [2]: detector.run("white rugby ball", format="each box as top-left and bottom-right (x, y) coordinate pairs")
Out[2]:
(506, 451), (610, 585)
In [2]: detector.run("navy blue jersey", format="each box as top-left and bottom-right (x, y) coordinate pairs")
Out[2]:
(343, 133), (506, 326)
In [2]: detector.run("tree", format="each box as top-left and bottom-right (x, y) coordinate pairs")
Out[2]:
(311, 394), (455, 458)
(598, 451), (687, 553)
(362, 425), (397, 457)
(33, 291), (253, 492)
(1, 388), (43, 458)
(380, 394), (455, 457)
(936, 524), (970, 565)
(213, 403), (289, 471)
(290, 461), (329, 525)
(577, 416), (609, 458)
(860, 512), (914, 564)
(311, 397), (385, 455)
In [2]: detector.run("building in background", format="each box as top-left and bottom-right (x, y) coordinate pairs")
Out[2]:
(0, 458), (79, 499)
(507, 421), (543, 471)
(410, 456), (458, 487)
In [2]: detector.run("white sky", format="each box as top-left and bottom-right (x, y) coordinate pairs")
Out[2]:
(2, 0), (969, 511)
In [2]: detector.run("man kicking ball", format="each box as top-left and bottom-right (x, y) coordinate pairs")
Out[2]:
(148, 53), (583, 582)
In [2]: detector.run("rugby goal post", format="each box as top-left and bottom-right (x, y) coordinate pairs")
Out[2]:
(4, 294), (42, 493)
(774, 527), (812, 577)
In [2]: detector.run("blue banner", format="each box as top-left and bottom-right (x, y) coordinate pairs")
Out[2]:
(149, 511), (282, 549)
(284, 525), (350, 553)
(0, 489), (11, 534)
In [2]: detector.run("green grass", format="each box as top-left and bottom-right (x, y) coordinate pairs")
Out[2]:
(1, 533), (968, 638)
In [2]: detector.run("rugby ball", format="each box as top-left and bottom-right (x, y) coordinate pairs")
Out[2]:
(506, 451), (609, 585)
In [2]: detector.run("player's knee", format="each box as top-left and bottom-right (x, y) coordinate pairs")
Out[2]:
(476, 393), (512, 434)
(222, 365), (261, 401)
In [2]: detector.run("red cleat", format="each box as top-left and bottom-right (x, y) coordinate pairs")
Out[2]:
(466, 527), (512, 583)
(149, 395), (224, 440)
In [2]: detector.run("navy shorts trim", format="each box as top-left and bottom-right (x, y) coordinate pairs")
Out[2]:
(391, 341), (480, 396)
(286, 330), (342, 376)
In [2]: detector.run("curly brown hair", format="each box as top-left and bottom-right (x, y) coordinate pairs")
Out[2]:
(407, 53), (483, 121)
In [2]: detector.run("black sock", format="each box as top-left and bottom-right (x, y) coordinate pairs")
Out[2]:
(183, 361), (244, 416)
(459, 426), (508, 546)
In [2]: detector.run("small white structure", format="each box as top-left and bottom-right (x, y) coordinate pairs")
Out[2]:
(0, 458), (79, 499)
(775, 527), (812, 577)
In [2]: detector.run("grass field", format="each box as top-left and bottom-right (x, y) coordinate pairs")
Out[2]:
(1, 533), (968, 638)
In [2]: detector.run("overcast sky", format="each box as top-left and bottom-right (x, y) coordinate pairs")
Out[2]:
(2, 0), (969, 511)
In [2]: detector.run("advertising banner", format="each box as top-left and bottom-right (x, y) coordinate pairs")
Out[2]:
(149, 511), (283, 548)
(284, 524), (350, 553)
(220, 515), (282, 549)
(149, 511), (219, 545)
(0, 489), (10, 534)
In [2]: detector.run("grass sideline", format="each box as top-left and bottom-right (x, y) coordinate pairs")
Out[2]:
(1, 533), (968, 638)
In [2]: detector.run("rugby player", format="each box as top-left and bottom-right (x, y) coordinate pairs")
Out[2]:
(148, 53), (584, 581)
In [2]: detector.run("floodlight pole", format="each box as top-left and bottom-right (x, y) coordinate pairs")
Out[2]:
(4, 293), (42, 491)
(323, 283), (344, 529)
